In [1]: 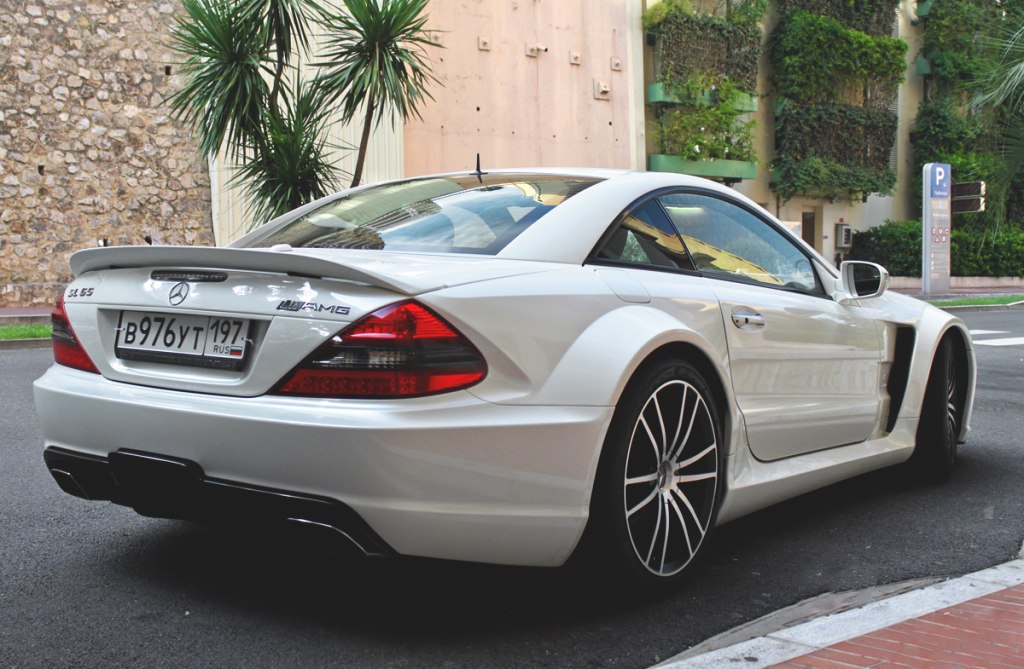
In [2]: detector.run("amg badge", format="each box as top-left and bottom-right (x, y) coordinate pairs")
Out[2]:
(276, 300), (351, 315)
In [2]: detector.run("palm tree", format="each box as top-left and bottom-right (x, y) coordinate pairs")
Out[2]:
(166, 0), (272, 162)
(232, 84), (341, 224)
(167, 0), (340, 224)
(315, 0), (440, 187)
(167, 0), (441, 223)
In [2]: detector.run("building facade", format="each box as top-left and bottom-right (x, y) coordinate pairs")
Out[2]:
(1, 0), (929, 307)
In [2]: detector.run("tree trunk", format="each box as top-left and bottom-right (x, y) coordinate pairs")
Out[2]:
(350, 99), (377, 188)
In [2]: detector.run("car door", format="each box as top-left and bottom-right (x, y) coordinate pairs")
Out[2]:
(659, 191), (885, 461)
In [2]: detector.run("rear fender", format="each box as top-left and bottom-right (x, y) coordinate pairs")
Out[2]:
(469, 302), (738, 452)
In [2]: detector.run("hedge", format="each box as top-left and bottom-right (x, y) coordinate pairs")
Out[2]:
(848, 219), (1024, 278)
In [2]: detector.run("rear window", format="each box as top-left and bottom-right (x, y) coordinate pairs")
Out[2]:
(235, 174), (600, 255)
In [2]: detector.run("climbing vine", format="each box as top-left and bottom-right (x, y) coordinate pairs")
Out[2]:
(644, 0), (766, 177)
(769, 4), (904, 201)
(658, 77), (755, 161)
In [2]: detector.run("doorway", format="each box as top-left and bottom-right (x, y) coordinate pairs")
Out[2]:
(801, 210), (818, 251)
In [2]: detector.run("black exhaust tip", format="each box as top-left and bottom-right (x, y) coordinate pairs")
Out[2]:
(49, 468), (92, 500)
(44, 447), (117, 500)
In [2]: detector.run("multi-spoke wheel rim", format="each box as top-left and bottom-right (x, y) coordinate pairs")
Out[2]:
(623, 380), (718, 577)
(946, 355), (960, 449)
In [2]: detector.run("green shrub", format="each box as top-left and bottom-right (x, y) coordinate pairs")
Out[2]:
(910, 99), (1010, 226)
(921, 0), (997, 95)
(847, 220), (922, 276)
(848, 219), (1024, 277)
(952, 226), (1024, 278)
(911, 99), (977, 158)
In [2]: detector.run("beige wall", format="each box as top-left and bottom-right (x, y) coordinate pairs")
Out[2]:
(404, 0), (646, 175)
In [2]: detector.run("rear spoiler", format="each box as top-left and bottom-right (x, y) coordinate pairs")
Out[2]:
(69, 246), (441, 295)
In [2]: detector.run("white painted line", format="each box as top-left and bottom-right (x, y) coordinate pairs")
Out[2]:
(655, 558), (1024, 669)
(974, 337), (1024, 347)
(969, 330), (1008, 336)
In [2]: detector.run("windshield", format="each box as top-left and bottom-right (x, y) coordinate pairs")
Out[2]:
(234, 173), (600, 255)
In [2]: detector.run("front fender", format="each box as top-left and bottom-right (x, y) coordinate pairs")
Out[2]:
(865, 292), (976, 441)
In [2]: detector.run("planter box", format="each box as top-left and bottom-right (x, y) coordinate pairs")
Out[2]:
(649, 154), (758, 180)
(915, 56), (931, 76)
(647, 83), (758, 112)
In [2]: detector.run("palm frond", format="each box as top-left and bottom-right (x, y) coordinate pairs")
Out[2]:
(313, 0), (441, 126)
(232, 84), (347, 226)
(166, 0), (272, 161)
(976, 22), (1024, 111)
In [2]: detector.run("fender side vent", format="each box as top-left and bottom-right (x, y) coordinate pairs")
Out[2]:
(886, 326), (916, 433)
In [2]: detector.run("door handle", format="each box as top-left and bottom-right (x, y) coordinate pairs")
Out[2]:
(731, 309), (765, 329)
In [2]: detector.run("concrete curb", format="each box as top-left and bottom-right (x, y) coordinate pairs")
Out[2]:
(0, 339), (51, 350)
(654, 558), (1024, 668)
(937, 301), (1024, 313)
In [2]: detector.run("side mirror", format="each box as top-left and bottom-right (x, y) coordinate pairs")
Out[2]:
(838, 261), (889, 303)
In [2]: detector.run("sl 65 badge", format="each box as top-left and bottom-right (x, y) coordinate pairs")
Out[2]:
(66, 287), (95, 298)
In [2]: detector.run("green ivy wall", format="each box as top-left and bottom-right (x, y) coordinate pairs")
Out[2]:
(769, 1), (905, 202)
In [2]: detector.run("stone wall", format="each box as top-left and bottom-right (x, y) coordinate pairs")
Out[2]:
(0, 0), (214, 308)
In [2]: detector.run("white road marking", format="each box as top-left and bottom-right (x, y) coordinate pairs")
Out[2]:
(973, 337), (1024, 347)
(969, 330), (1008, 336)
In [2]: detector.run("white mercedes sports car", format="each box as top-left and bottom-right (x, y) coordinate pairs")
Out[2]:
(34, 169), (975, 586)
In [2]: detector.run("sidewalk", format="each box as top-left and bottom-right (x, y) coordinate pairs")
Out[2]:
(0, 306), (50, 324)
(658, 557), (1024, 668)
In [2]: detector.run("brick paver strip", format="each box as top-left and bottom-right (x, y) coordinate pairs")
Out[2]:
(772, 583), (1024, 668)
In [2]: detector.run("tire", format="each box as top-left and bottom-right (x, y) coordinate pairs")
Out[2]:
(580, 358), (723, 591)
(909, 337), (964, 480)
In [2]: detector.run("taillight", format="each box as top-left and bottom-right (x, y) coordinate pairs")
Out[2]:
(272, 301), (487, 399)
(52, 293), (99, 374)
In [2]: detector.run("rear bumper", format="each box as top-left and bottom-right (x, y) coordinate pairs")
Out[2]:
(33, 365), (613, 567)
(44, 446), (393, 557)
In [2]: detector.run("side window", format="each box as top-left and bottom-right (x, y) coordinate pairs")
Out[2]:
(595, 199), (695, 271)
(660, 193), (820, 293)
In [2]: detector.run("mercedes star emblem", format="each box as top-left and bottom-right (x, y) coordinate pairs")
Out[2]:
(168, 282), (190, 306)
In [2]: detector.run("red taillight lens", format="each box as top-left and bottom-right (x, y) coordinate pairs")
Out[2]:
(51, 293), (99, 374)
(272, 301), (487, 399)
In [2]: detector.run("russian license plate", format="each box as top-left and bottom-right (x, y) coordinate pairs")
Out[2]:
(115, 311), (251, 370)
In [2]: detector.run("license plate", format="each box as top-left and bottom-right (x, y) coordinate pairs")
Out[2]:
(115, 311), (251, 370)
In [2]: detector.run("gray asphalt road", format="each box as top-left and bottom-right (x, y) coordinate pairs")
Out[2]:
(2, 309), (1022, 669)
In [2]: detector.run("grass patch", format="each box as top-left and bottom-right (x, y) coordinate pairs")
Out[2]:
(928, 295), (1024, 307)
(0, 323), (52, 340)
